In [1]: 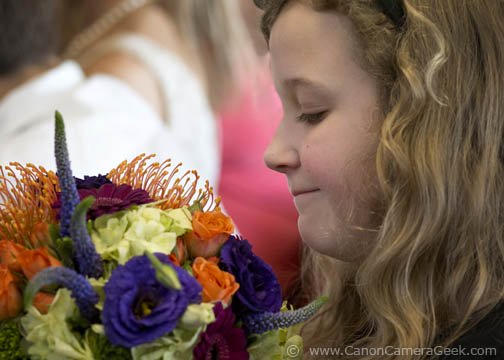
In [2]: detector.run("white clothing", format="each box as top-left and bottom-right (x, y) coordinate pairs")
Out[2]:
(0, 46), (219, 186)
(76, 33), (220, 183)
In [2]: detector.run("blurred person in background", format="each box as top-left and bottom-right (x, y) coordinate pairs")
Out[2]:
(0, 0), (250, 187)
(0, 0), (172, 177)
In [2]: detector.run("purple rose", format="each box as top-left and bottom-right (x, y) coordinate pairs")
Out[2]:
(219, 235), (282, 316)
(102, 254), (202, 347)
(193, 302), (248, 360)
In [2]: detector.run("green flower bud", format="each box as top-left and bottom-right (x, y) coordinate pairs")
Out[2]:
(179, 303), (215, 329)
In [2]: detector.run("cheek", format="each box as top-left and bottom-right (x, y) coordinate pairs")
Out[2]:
(296, 138), (383, 261)
(301, 128), (382, 220)
(301, 133), (360, 198)
(303, 115), (380, 186)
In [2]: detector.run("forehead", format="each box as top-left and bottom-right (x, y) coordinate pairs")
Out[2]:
(270, 1), (355, 48)
(269, 1), (360, 80)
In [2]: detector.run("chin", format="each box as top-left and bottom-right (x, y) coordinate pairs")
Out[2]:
(297, 213), (371, 263)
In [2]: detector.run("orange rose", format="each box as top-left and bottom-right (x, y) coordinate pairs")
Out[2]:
(18, 247), (61, 279)
(185, 210), (234, 258)
(191, 256), (239, 305)
(0, 240), (26, 273)
(192, 210), (234, 240)
(169, 237), (187, 266)
(0, 264), (22, 320)
(33, 292), (55, 314)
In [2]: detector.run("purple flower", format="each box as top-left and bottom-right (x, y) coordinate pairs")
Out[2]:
(219, 236), (282, 316)
(242, 296), (328, 335)
(54, 112), (80, 238)
(25, 266), (99, 322)
(54, 183), (153, 220)
(53, 114), (102, 278)
(102, 254), (202, 347)
(79, 183), (153, 219)
(193, 302), (248, 360)
(70, 196), (103, 278)
(74, 175), (111, 189)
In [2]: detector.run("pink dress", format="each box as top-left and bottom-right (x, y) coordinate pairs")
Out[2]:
(218, 71), (301, 291)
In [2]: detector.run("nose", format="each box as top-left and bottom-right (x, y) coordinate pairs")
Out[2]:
(264, 123), (300, 173)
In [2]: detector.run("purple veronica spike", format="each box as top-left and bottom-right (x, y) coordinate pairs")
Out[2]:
(24, 266), (99, 322)
(71, 196), (103, 278)
(242, 296), (328, 335)
(55, 111), (80, 237)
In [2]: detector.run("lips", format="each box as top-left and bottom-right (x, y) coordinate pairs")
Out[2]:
(291, 189), (320, 197)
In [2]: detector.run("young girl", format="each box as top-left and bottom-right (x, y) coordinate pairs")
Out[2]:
(258, 0), (504, 358)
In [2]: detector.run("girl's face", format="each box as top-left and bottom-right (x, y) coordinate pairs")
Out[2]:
(265, 1), (383, 261)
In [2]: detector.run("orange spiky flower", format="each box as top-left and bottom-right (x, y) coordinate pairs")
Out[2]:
(107, 154), (220, 211)
(0, 163), (59, 247)
(0, 155), (219, 246)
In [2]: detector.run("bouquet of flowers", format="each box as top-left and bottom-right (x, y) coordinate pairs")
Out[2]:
(0, 112), (326, 360)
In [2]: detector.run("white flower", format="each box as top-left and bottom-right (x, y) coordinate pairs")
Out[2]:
(21, 289), (94, 360)
(91, 206), (192, 265)
(179, 303), (215, 329)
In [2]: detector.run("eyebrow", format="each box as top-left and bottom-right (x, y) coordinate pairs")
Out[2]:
(282, 77), (330, 93)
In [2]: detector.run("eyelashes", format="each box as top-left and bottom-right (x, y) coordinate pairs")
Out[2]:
(296, 111), (328, 125)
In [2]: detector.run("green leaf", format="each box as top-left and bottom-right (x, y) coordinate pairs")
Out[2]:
(87, 330), (132, 360)
(145, 251), (181, 290)
(188, 200), (203, 214)
(52, 236), (75, 268)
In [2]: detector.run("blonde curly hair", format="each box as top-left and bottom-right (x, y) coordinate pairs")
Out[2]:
(258, 0), (504, 358)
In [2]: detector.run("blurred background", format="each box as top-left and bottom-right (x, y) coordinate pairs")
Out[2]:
(0, 0), (301, 298)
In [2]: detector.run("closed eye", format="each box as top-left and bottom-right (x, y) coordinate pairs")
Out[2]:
(296, 111), (328, 125)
